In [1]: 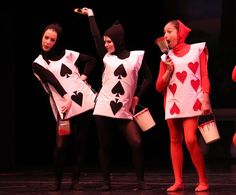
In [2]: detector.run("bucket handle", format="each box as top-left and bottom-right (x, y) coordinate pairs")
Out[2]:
(132, 104), (146, 115)
(137, 104), (146, 109)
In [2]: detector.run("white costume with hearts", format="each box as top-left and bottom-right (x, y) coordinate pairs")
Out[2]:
(34, 49), (96, 120)
(93, 50), (144, 119)
(162, 42), (205, 119)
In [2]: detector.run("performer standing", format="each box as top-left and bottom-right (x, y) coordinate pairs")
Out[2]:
(156, 20), (210, 192)
(32, 23), (97, 190)
(79, 7), (152, 191)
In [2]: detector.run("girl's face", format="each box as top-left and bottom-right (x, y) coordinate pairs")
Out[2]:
(103, 35), (115, 54)
(41, 29), (58, 52)
(164, 22), (178, 49)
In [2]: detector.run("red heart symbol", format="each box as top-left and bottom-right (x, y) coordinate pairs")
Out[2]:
(170, 102), (180, 115)
(176, 71), (187, 84)
(188, 62), (199, 74)
(169, 83), (177, 95)
(193, 98), (202, 111)
(191, 79), (200, 92)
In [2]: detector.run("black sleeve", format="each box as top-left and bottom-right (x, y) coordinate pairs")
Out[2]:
(74, 53), (97, 77)
(32, 62), (67, 97)
(88, 16), (106, 58)
(135, 58), (152, 99)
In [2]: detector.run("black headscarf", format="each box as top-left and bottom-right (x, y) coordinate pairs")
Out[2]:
(41, 23), (65, 61)
(104, 21), (129, 59)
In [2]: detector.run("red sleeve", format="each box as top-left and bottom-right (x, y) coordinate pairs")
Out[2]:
(232, 65), (236, 82)
(156, 61), (168, 93)
(155, 60), (167, 109)
(199, 48), (210, 93)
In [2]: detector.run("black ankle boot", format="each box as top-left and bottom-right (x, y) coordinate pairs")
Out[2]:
(54, 178), (62, 191)
(70, 177), (84, 190)
(97, 180), (110, 191)
(70, 178), (78, 190)
(99, 183), (110, 191)
(133, 181), (151, 191)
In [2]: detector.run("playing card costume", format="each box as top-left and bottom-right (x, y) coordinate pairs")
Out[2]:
(85, 11), (152, 190)
(156, 20), (210, 192)
(161, 42), (206, 119)
(32, 23), (97, 191)
(34, 49), (96, 120)
(93, 50), (144, 119)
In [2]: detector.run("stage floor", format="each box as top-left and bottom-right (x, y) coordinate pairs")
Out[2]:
(0, 161), (236, 195)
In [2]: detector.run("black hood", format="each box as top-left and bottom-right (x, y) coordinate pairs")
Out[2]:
(104, 21), (128, 58)
(41, 23), (65, 62)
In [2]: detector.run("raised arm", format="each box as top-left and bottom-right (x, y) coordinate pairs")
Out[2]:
(81, 8), (107, 58)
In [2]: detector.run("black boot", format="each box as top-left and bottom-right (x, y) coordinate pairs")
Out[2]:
(97, 177), (111, 191)
(70, 177), (77, 190)
(98, 181), (110, 191)
(71, 166), (83, 190)
(70, 177), (84, 191)
(133, 180), (151, 191)
(53, 145), (65, 191)
(54, 177), (62, 191)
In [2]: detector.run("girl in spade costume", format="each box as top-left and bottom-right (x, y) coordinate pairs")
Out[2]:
(80, 8), (152, 191)
(156, 20), (211, 192)
(32, 23), (97, 190)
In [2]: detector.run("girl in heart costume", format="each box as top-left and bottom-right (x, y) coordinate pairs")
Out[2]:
(232, 65), (236, 82)
(232, 65), (236, 147)
(32, 23), (97, 191)
(80, 8), (152, 191)
(156, 20), (211, 192)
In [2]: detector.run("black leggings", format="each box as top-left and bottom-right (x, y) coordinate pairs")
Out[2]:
(54, 110), (93, 181)
(94, 115), (144, 182)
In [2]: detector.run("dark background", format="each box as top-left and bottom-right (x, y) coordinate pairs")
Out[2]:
(2, 0), (236, 171)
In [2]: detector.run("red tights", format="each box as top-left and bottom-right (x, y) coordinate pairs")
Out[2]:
(166, 117), (209, 192)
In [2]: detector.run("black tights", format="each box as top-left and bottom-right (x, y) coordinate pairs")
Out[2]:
(95, 115), (144, 182)
(54, 110), (92, 181)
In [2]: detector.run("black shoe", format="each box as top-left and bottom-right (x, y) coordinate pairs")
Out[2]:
(70, 178), (78, 190)
(97, 183), (111, 191)
(133, 181), (151, 191)
(54, 179), (61, 191)
(70, 178), (84, 191)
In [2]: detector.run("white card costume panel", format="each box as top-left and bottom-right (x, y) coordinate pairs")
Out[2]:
(34, 50), (96, 120)
(93, 50), (144, 119)
(161, 43), (206, 119)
